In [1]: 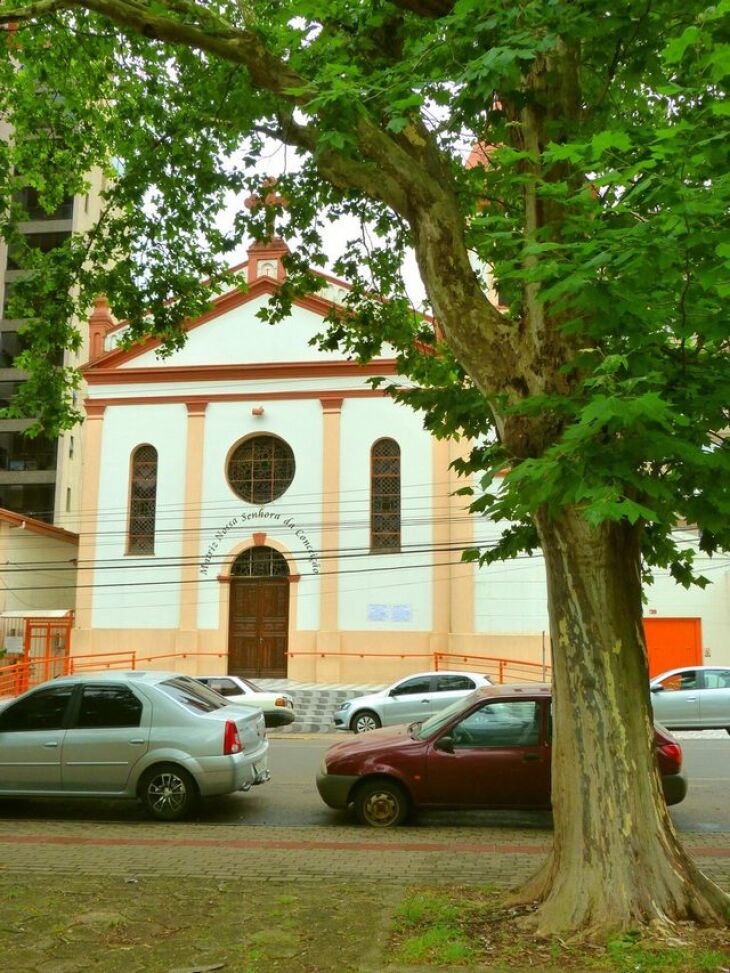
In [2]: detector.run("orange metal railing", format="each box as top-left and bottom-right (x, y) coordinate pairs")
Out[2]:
(285, 650), (551, 684)
(286, 650), (434, 663)
(433, 652), (551, 684)
(0, 646), (549, 700)
(0, 649), (229, 699)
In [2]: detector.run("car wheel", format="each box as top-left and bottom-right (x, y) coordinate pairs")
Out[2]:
(351, 710), (381, 734)
(354, 779), (409, 827)
(139, 764), (198, 821)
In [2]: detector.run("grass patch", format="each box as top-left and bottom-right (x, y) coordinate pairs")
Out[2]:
(392, 889), (488, 966)
(389, 887), (730, 972)
(1, 874), (727, 972)
(0, 875), (389, 973)
(603, 934), (727, 972)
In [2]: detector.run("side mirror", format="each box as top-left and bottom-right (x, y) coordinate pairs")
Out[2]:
(434, 736), (454, 754)
(650, 685), (664, 694)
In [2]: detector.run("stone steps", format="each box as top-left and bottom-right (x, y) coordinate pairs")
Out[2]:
(256, 679), (385, 733)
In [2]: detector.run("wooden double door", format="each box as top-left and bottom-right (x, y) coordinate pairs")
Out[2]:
(228, 578), (289, 678)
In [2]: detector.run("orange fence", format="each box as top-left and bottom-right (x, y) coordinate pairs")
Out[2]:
(0, 614), (74, 697)
(285, 650), (550, 684)
(433, 652), (551, 684)
(0, 649), (229, 699)
(66, 650), (228, 674)
(0, 647), (549, 699)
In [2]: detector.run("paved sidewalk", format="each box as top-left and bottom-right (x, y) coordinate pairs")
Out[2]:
(0, 819), (727, 889)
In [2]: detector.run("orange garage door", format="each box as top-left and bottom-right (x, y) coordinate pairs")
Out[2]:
(643, 617), (702, 678)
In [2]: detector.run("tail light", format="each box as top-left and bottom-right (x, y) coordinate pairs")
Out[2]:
(657, 741), (682, 772)
(224, 720), (244, 755)
(275, 697), (288, 708)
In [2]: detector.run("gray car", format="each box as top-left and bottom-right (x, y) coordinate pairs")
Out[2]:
(650, 665), (730, 734)
(0, 671), (270, 819)
(333, 671), (493, 734)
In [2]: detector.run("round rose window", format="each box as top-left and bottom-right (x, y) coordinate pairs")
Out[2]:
(227, 434), (295, 504)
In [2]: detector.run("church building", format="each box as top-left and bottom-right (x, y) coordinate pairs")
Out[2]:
(70, 239), (728, 683)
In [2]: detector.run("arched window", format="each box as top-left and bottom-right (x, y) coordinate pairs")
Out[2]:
(370, 438), (401, 552)
(128, 444), (157, 555)
(232, 547), (289, 577)
(227, 435), (295, 504)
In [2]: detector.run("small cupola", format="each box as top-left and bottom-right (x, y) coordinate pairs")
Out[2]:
(244, 178), (290, 283)
(245, 236), (290, 284)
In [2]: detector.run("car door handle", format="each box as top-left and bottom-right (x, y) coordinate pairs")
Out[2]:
(420, 699), (430, 704)
(128, 739), (146, 745)
(684, 697), (698, 702)
(523, 753), (541, 762)
(42, 741), (59, 748)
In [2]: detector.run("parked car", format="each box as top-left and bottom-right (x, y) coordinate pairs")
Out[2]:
(0, 671), (270, 820)
(318, 684), (687, 826)
(650, 666), (730, 734)
(333, 671), (492, 734)
(194, 675), (296, 728)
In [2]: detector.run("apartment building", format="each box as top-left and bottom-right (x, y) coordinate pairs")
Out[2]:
(0, 118), (105, 527)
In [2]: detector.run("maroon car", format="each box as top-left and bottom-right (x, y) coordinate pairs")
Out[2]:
(316, 684), (688, 826)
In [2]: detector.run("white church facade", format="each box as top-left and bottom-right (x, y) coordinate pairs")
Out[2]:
(70, 239), (729, 683)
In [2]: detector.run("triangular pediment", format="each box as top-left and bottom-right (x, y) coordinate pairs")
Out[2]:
(84, 277), (350, 374)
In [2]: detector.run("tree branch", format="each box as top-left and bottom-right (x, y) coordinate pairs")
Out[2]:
(2, 0), (300, 95)
(387, 0), (455, 17)
(1, 0), (521, 410)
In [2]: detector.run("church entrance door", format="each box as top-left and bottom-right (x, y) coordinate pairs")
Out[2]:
(228, 547), (290, 678)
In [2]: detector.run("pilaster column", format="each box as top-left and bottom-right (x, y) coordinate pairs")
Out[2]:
(430, 436), (451, 656)
(449, 437), (475, 638)
(179, 402), (207, 632)
(318, 397), (342, 637)
(75, 402), (106, 632)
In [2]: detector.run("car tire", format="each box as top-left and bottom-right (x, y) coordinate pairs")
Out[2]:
(351, 710), (381, 734)
(354, 778), (409, 827)
(139, 763), (199, 821)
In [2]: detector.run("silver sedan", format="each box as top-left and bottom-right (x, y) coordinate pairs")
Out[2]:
(650, 665), (730, 734)
(333, 671), (492, 733)
(0, 671), (270, 819)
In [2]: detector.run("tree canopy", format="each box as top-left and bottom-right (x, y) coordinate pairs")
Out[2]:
(1, 0), (729, 938)
(1, 1), (727, 578)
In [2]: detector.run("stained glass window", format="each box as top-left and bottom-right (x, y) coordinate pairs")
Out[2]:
(371, 438), (400, 552)
(128, 444), (157, 554)
(228, 435), (295, 504)
(232, 547), (289, 577)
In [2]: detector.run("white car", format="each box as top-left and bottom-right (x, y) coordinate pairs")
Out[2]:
(333, 671), (493, 734)
(195, 675), (296, 728)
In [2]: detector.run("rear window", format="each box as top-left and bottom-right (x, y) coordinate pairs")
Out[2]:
(158, 677), (228, 714)
(199, 678), (241, 697)
(435, 675), (475, 692)
(239, 677), (261, 692)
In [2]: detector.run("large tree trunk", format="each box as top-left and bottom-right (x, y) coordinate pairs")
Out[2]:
(512, 506), (730, 939)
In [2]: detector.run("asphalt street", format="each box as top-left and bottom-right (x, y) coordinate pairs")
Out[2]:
(0, 734), (727, 893)
(0, 734), (726, 832)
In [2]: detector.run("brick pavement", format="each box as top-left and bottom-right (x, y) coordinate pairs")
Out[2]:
(0, 819), (727, 889)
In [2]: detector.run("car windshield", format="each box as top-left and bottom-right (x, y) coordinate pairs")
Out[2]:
(158, 677), (228, 713)
(414, 690), (482, 740)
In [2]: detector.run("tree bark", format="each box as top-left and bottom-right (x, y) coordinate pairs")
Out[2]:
(512, 506), (730, 938)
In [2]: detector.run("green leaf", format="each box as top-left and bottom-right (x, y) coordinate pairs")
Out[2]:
(591, 131), (632, 159)
(662, 26), (700, 64)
